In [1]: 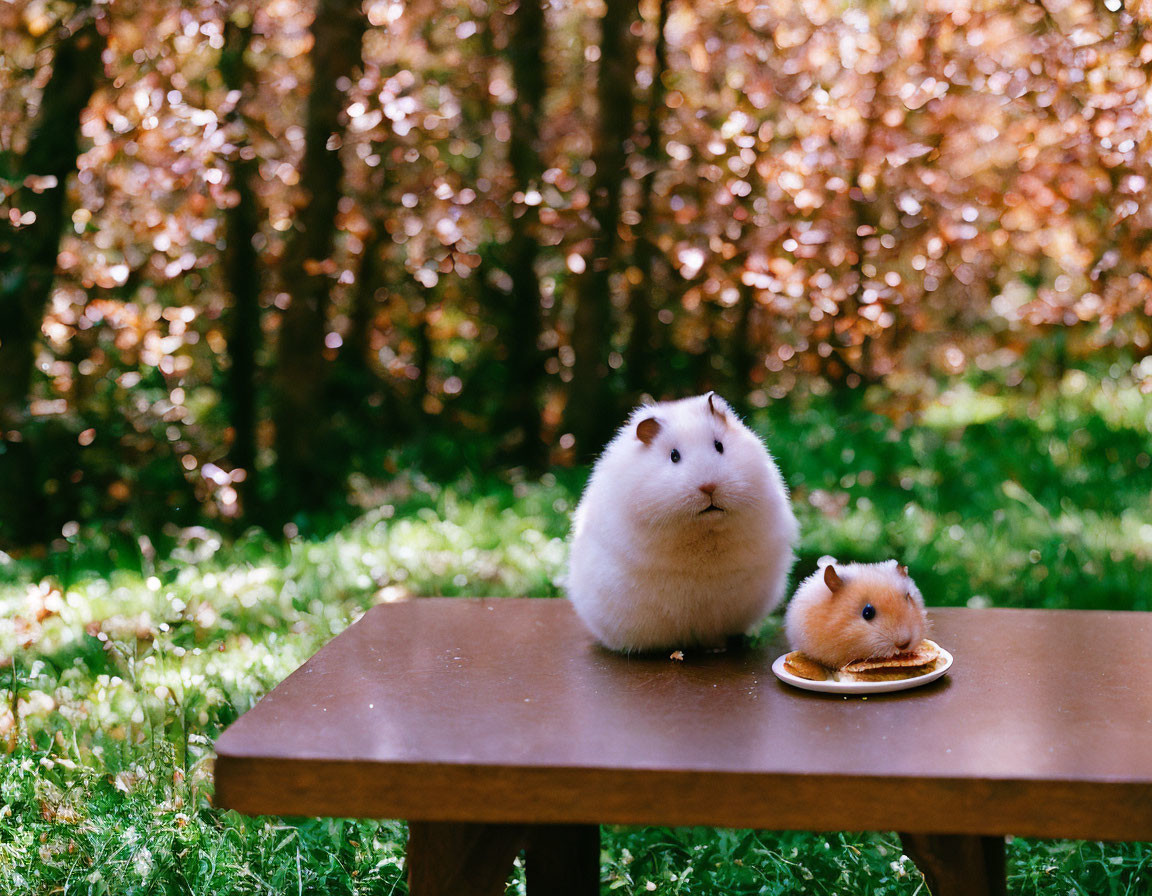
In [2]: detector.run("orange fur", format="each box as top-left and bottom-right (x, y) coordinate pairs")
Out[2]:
(783, 559), (929, 669)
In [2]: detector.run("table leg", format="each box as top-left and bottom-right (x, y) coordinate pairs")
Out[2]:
(899, 833), (1006, 896)
(407, 821), (525, 896)
(524, 823), (600, 895)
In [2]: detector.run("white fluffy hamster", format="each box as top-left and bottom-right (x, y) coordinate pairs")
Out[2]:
(566, 392), (799, 652)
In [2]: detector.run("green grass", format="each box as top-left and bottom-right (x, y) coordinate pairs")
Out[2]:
(2, 372), (1151, 895)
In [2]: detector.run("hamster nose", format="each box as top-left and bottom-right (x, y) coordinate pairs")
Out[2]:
(699, 482), (717, 496)
(896, 638), (911, 651)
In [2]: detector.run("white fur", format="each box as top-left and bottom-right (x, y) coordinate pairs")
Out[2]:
(566, 393), (798, 651)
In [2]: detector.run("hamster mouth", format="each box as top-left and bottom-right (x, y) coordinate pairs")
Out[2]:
(699, 503), (725, 515)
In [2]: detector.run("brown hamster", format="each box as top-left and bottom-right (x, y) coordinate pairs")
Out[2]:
(783, 558), (928, 669)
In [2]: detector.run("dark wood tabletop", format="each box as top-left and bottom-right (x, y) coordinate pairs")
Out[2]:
(214, 598), (1152, 840)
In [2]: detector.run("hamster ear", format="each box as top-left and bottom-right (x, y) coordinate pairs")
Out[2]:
(706, 391), (730, 425)
(823, 564), (844, 594)
(636, 416), (662, 445)
(897, 563), (909, 577)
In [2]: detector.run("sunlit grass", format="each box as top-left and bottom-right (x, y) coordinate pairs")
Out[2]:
(764, 372), (1152, 613)
(2, 379), (1151, 894)
(0, 480), (575, 894)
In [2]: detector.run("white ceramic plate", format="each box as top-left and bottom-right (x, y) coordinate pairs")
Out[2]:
(771, 646), (953, 695)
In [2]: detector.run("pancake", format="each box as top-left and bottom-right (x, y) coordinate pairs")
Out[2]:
(841, 639), (941, 673)
(838, 639), (942, 681)
(837, 657), (942, 682)
(783, 651), (831, 681)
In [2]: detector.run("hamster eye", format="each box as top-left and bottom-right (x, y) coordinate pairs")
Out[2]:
(861, 603), (876, 621)
(714, 440), (724, 454)
(670, 448), (681, 463)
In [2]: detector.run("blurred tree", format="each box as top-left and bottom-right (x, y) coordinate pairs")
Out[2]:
(567, 0), (640, 459)
(496, 0), (548, 471)
(219, 8), (263, 519)
(0, 4), (105, 543)
(0, 7), (104, 425)
(625, 0), (672, 400)
(270, 0), (367, 518)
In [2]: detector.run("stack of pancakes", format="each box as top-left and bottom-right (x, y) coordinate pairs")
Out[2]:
(783, 639), (943, 683)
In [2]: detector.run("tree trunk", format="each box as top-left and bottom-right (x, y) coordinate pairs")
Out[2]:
(567, 0), (640, 460)
(500, 0), (548, 471)
(0, 9), (105, 429)
(625, 0), (671, 400)
(0, 8), (105, 546)
(346, 224), (382, 375)
(270, 0), (366, 518)
(220, 15), (263, 520)
(413, 301), (433, 428)
(729, 278), (756, 415)
(831, 70), (884, 401)
(336, 220), (416, 448)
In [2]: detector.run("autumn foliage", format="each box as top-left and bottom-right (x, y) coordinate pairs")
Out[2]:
(1, 0), (1150, 542)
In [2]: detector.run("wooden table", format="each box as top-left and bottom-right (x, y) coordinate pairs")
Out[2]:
(214, 598), (1152, 895)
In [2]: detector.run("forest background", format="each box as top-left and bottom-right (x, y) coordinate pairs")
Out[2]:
(2, 0), (1151, 543)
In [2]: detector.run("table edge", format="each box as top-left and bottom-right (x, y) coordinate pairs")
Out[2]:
(213, 754), (1152, 840)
